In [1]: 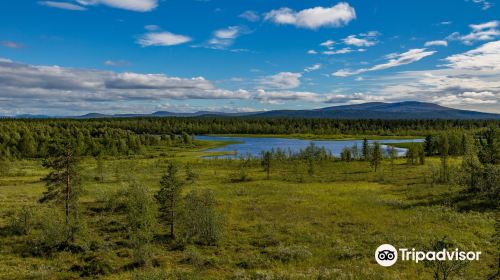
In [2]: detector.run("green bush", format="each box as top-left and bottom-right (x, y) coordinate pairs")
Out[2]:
(8, 206), (34, 235)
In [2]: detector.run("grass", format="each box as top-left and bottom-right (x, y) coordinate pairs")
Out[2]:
(0, 139), (497, 279)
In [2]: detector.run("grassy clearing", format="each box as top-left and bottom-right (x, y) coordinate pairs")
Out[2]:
(0, 140), (496, 279)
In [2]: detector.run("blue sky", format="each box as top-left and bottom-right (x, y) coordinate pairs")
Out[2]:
(0, 0), (499, 115)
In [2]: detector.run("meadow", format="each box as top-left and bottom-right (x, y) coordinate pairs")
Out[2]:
(0, 136), (497, 280)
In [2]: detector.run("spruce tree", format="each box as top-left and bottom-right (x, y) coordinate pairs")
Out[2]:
(156, 162), (183, 239)
(40, 143), (82, 241)
(370, 142), (382, 172)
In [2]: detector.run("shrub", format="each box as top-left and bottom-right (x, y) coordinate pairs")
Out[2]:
(126, 182), (158, 266)
(181, 190), (223, 245)
(8, 206), (35, 235)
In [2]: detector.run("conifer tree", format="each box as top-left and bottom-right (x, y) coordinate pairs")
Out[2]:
(156, 162), (183, 239)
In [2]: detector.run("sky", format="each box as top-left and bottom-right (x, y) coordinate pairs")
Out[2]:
(0, 0), (499, 115)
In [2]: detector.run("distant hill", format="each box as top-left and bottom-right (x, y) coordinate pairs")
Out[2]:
(8, 101), (500, 120)
(250, 101), (500, 120)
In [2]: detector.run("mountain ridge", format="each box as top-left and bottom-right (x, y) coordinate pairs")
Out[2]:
(8, 101), (500, 120)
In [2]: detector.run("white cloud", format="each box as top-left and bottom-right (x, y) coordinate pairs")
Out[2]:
(424, 40), (448, 47)
(207, 26), (250, 49)
(137, 31), (192, 47)
(447, 20), (500, 45)
(0, 59), (251, 115)
(320, 40), (335, 49)
(76, 0), (157, 12)
(307, 49), (318, 55)
(324, 93), (385, 104)
(39, 1), (87, 11)
(444, 40), (500, 71)
(239, 10), (260, 22)
(104, 60), (130, 67)
(304, 64), (322, 72)
(323, 48), (353, 55)
(333, 48), (436, 76)
(342, 31), (378, 47)
(264, 2), (356, 29)
(260, 72), (302, 89)
(467, 0), (492, 10)
(255, 89), (321, 104)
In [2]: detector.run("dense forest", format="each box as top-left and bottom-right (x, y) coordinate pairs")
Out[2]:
(0, 117), (499, 160)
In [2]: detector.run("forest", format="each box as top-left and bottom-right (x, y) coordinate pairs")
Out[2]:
(0, 117), (498, 280)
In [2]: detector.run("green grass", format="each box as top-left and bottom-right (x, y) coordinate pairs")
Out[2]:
(0, 140), (496, 279)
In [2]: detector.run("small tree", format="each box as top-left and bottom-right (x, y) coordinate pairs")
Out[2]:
(185, 163), (198, 184)
(261, 151), (272, 179)
(440, 136), (450, 183)
(181, 189), (223, 245)
(340, 147), (352, 162)
(423, 237), (468, 280)
(156, 162), (183, 239)
(40, 143), (82, 242)
(370, 142), (382, 172)
(126, 182), (158, 266)
(362, 138), (370, 161)
(418, 144), (426, 165)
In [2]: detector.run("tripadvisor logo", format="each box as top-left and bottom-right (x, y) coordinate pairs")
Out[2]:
(375, 244), (481, 267)
(375, 244), (398, 267)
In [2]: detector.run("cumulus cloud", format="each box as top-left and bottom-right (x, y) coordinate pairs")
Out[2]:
(264, 2), (356, 29)
(424, 40), (448, 47)
(239, 10), (260, 22)
(0, 59), (251, 114)
(447, 20), (500, 45)
(76, 0), (157, 12)
(38, 1), (87, 11)
(307, 49), (318, 55)
(259, 72), (302, 89)
(333, 48), (436, 76)
(137, 31), (192, 47)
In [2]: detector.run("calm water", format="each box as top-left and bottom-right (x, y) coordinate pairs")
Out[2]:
(196, 135), (424, 159)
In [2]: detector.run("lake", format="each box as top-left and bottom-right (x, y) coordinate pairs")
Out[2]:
(196, 135), (424, 159)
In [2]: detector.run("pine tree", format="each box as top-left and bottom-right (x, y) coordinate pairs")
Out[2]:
(362, 138), (370, 161)
(370, 142), (382, 172)
(40, 143), (82, 241)
(440, 135), (450, 183)
(156, 162), (183, 239)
